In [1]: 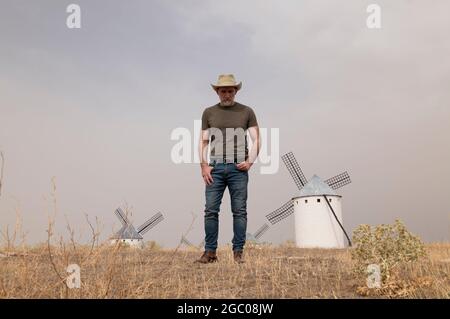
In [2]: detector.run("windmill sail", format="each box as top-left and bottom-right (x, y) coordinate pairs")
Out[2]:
(324, 171), (351, 190)
(137, 212), (164, 235)
(266, 200), (294, 225)
(282, 152), (308, 190)
(254, 223), (269, 239)
(114, 207), (130, 226)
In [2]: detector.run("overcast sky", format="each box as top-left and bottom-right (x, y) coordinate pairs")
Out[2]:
(1, 0), (449, 247)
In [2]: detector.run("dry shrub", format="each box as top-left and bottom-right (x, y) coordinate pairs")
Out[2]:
(351, 219), (427, 296)
(356, 276), (434, 298)
(144, 240), (162, 250)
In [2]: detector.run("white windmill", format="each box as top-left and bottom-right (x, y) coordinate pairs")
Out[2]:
(110, 207), (164, 248)
(266, 152), (352, 248)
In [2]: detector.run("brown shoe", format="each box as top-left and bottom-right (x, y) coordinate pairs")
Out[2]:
(195, 250), (218, 264)
(233, 250), (244, 264)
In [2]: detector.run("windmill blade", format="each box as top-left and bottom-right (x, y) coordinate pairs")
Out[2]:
(137, 212), (164, 235)
(325, 171), (351, 190)
(181, 235), (194, 247)
(114, 207), (130, 226)
(266, 200), (294, 225)
(253, 223), (269, 240)
(282, 152), (308, 190)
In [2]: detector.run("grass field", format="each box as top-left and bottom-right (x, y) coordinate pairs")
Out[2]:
(0, 242), (449, 298)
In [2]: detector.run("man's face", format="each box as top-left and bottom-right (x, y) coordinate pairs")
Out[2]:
(217, 87), (237, 106)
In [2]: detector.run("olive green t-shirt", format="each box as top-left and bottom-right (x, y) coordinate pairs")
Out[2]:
(201, 102), (258, 162)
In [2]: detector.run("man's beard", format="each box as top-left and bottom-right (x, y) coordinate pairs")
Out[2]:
(220, 100), (234, 106)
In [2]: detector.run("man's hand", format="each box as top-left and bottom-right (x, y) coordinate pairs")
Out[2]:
(236, 161), (252, 171)
(201, 164), (214, 185)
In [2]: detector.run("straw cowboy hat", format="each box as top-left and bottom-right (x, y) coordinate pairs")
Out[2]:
(211, 74), (242, 91)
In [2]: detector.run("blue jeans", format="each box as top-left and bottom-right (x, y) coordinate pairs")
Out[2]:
(204, 163), (248, 252)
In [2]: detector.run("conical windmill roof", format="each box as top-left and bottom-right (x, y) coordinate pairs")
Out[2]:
(295, 174), (339, 198)
(112, 224), (143, 240)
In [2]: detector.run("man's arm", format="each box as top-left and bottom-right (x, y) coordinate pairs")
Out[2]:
(236, 125), (260, 171)
(199, 129), (214, 185)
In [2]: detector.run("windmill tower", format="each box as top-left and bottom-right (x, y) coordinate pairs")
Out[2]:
(110, 207), (164, 248)
(266, 152), (352, 248)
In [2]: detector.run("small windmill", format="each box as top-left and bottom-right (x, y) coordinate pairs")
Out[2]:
(110, 207), (164, 248)
(266, 152), (352, 248)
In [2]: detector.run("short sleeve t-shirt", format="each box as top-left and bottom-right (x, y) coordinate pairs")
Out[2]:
(201, 102), (258, 162)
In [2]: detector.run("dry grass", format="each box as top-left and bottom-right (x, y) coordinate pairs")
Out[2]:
(0, 177), (448, 298)
(0, 242), (449, 299)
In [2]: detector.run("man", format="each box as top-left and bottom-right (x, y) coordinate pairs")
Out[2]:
(196, 74), (260, 264)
